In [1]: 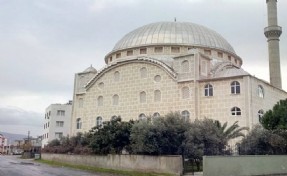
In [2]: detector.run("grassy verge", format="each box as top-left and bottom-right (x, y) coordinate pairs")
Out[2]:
(36, 159), (174, 176)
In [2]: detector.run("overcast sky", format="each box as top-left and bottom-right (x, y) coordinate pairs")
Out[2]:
(0, 0), (286, 137)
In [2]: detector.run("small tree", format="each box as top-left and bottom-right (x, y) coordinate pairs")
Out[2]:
(261, 99), (287, 130)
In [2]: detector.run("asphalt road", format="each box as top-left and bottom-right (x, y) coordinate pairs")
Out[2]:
(0, 155), (110, 176)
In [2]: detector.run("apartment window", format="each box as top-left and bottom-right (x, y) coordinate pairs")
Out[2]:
(79, 98), (83, 108)
(181, 110), (190, 122)
(140, 67), (147, 78)
(154, 90), (161, 102)
(96, 116), (102, 127)
(140, 91), (146, 103)
(181, 60), (189, 73)
(154, 47), (163, 53)
(98, 96), (104, 106)
(127, 50), (133, 56)
(57, 110), (65, 116)
(171, 47), (180, 53)
(138, 113), (146, 120)
(113, 94), (119, 105)
(56, 121), (64, 127)
(258, 110), (264, 122)
(182, 86), (190, 99)
(204, 84), (213, 96)
(55, 132), (63, 139)
(231, 81), (240, 94)
(258, 85), (264, 98)
(231, 107), (241, 116)
(116, 53), (121, 58)
(140, 48), (147, 54)
(76, 118), (82, 129)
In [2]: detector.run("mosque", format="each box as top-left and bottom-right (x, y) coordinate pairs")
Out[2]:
(70, 0), (287, 136)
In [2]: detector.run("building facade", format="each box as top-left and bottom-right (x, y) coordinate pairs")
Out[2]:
(42, 101), (72, 147)
(70, 20), (287, 136)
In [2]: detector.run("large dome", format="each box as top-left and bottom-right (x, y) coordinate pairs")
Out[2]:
(112, 22), (236, 54)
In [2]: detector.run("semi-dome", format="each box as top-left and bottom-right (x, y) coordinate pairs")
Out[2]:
(112, 22), (236, 54)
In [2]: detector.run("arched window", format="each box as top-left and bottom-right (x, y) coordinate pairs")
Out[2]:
(182, 86), (190, 99)
(153, 112), (160, 118)
(96, 116), (102, 127)
(76, 118), (82, 129)
(154, 90), (161, 102)
(78, 98), (83, 108)
(140, 67), (147, 78)
(181, 60), (189, 73)
(138, 113), (146, 120)
(258, 109), (264, 122)
(231, 107), (241, 116)
(154, 75), (161, 82)
(113, 94), (119, 105)
(114, 71), (120, 82)
(231, 81), (240, 94)
(258, 85), (264, 98)
(140, 91), (146, 103)
(181, 110), (190, 122)
(204, 84), (213, 96)
(98, 82), (104, 89)
(97, 96), (103, 106)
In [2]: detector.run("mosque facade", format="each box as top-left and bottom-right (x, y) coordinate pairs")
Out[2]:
(70, 1), (287, 136)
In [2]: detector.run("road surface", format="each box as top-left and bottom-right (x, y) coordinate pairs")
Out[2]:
(0, 155), (111, 176)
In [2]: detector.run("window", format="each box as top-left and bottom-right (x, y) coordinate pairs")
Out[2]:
(140, 48), (147, 54)
(56, 121), (64, 127)
(154, 47), (163, 53)
(140, 91), (146, 103)
(116, 53), (121, 58)
(140, 67), (147, 78)
(182, 86), (190, 99)
(55, 132), (63, 139)
(138, 113), (146, 120)
(154, 90), (161, 102)
(181, 60), (189, 73)
(109, 56), (112, 62)
(258, 85), (264, 98)
(231, 107), (241, 116)
(218, 52), (223, 58)
(153, 112), (160, 118)
(114, 71), (120, 82)
(96, 116), (102, 127)
(181, 110), (190, 122)
(57, 110), (65, 116)
(98, 82), (104, 89)
(76, 118), (82, 129)
(111, 116), (117, 120)
(204, 50), (211, 55)
(127, 50), (133, 56)
(258, 110), (264, 122)
(97, 96), (104, 106)
(79, 98), (83, 108)
(171, 47), (180, 53)
(113, 94), (119, 105)
(154, 75), (161, 82)
(231, 81), (240, 94)
(204, 84), (213, 96)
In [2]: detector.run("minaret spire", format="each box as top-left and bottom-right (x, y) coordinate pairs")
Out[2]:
(264, 0), (282, 89)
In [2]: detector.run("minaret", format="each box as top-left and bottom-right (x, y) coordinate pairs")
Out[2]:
(264, 0), (282, 89)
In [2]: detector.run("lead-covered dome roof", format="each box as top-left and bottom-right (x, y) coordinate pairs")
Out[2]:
(112, 22), (236, 54)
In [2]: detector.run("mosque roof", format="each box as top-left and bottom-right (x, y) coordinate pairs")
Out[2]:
(83, 65), (97, 73)
(112, 22), (236, 55)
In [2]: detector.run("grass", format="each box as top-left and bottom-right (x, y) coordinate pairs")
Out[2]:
(36, 159), (174, 176)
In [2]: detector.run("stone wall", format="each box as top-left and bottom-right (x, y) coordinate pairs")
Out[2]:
(41, 154), (183, 175)
(203, 155), (287, 176)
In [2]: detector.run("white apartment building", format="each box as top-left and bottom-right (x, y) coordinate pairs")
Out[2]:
(42, 101), (72, 147)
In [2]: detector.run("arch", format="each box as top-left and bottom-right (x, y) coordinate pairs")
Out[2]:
(231, 107), (241, 116)
(181, 60), (189, 73)
(181, 110), (190, 122)
(140, 91), (146, 103)
(231, 81), (240, 94)
(154, 90), (161, 102)
(182, 86), (190, 99)
(258, 109), (264, 122)
(96, 116), (102, 127)
(204, 84), (213, 96)
(97, 96), (104, 106)
(153, 112), (160, 118)
(138, 113), (146, 120)
(140, 67), (147, 78)
(154, 75), (161, 82)
(258, 85), (264, 98)
(114, 71), (120, 82)
(113, 94), (119, 105)
(76, 118), (82, 129)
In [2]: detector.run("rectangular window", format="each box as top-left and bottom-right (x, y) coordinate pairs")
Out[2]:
(154, 47), (163, 53)
(218, 52), (223, 58)
(56, 121), (64, 127)
(171, 47), (180, 53)
(55, 132), (63, 139)
(127, 50), (133, 56)
(204, 50), (211, 55)
(57, 110), (65, 116)
(109, 57), (112, 62)
(116, 53), (121, 58)
(140, 48), (147, 54)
